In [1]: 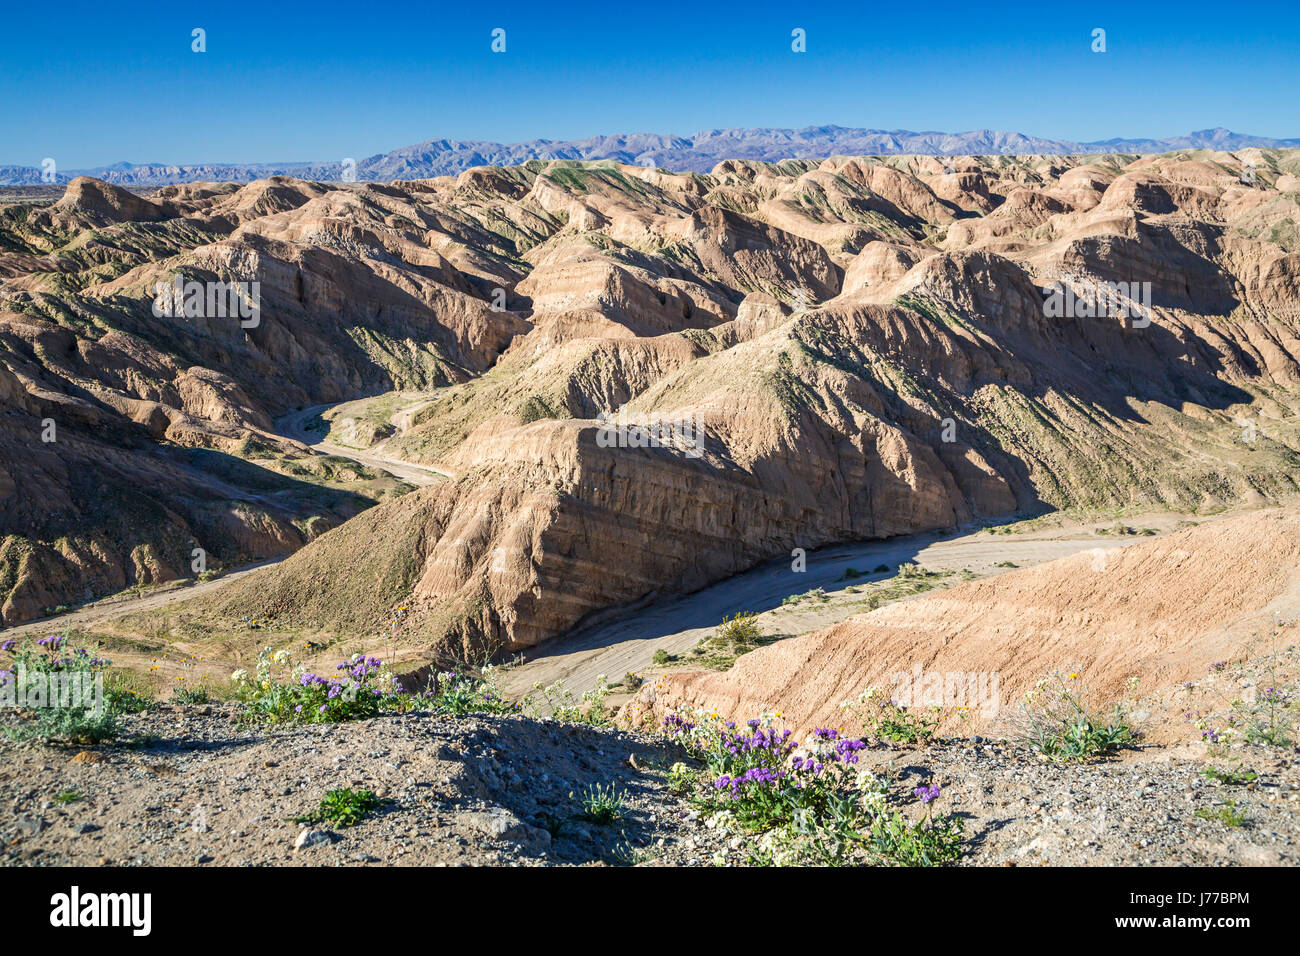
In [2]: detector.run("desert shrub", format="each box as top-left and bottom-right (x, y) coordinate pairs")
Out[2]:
(1018, 670), (1140, 762)
(652, 649), (672, 666)
(714, 612), (761, 650)
(0, 634), (121, 745)
(518, 395), (562, 424)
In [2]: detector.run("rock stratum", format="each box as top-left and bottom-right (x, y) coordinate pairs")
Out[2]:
(2, 149), (1300, 657)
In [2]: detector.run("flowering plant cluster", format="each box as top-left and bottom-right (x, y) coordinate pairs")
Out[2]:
(232, 649), (518, 725)
(1185, 636), (1297, 753)
(839, 687), (942, 744)
(662, 707), (963, 865)
(416, 667), (519, 717)
(1018, 669), (1140, 762)
(233, 648), (396, 724)
(0, 632), (120, 744)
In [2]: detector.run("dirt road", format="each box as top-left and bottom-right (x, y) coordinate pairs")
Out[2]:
(275, 404), (452, 486)
(0, 559), (282, 639)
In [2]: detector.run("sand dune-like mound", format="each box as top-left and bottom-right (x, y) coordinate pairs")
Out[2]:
(641, 506), (1300, 742)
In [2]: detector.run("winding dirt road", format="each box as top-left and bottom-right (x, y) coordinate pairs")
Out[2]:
(274, 404), (452, 486)
(0, 559), (282, 639)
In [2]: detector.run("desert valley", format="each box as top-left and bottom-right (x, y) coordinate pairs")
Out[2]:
(2, 146), (1299, 868)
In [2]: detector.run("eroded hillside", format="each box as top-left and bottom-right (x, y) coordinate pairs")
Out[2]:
(3, 150), (1300, 652)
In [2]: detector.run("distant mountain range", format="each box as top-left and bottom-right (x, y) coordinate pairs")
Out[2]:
(4, 126), (1298, 187)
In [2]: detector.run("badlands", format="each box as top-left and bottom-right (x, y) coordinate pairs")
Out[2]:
(1, 149), (1299, 866)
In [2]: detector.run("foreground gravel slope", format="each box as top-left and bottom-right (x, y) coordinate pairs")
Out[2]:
(2, 705), (1296, 867)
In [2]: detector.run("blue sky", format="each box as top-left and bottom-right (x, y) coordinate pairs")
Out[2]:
(2, 0), (1297, 168)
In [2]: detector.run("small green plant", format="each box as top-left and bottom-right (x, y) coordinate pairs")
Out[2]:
(578, 783), (627, 825)
(103, 671), (156, 714)
(652, 649), (672, 666)
(869, 804), (966, 866)
(665, 760), (695, 795)
(611, 839), (654, 865)
(173, 686), (211, 705)
(1202, 765), (1258, 786)
(1018, 670), (1140, 762)
(294, 788), (383, 828)
(840, 688), (941, 744)
(1194, 801), (1247, 827)
(54, 789), (82, 804)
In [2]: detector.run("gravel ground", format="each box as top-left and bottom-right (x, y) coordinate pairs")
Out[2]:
(0, 707), (732, 867)
(1, 706), (1296, 867)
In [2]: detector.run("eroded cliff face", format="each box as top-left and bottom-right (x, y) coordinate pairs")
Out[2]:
(6, 150), (1300, 645)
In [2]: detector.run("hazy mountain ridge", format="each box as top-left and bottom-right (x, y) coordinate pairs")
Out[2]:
(7, 126), (1299, 187)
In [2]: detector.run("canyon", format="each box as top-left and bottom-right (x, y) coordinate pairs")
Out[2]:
(1, 148), (1298, 676)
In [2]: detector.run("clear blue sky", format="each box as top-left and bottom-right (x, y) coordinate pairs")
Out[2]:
(3, 0), (1297, 168)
